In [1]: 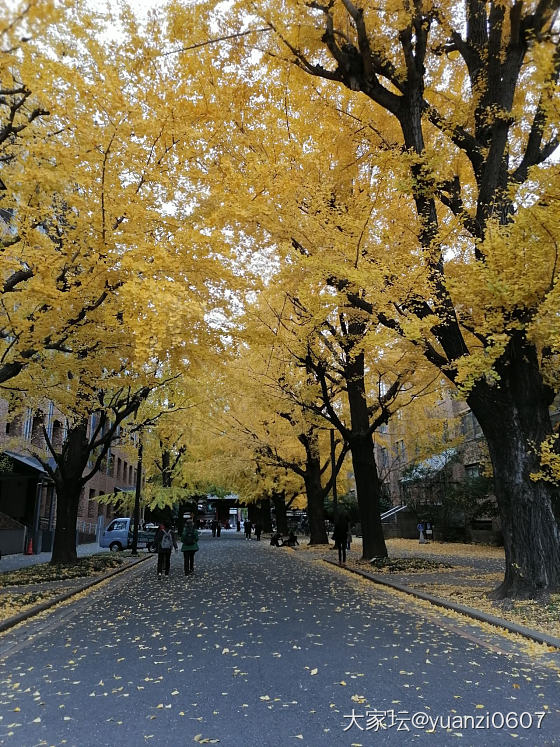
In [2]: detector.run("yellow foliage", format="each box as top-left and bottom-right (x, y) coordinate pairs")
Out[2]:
(530, 435), (560, 485)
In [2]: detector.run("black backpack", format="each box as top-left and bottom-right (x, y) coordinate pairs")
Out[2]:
(182, 527), (197, 545)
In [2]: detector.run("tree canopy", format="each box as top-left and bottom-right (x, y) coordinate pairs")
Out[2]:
(2, 0), (560, 595)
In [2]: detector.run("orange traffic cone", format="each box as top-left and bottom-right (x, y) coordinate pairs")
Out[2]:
(25, 536), (33, 555)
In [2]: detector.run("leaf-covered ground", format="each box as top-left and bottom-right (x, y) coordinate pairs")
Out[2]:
(0, 554), (133, 624)
(296, 538), (560, 640)
(0, 589), (72, 619)
(0, 554), (127, 587)
(367, 557), (454, 572)
(0, 534), (558, 745)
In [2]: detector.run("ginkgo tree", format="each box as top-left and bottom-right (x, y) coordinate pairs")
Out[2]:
(182, 0), (560, 597)
(1, 0), (230, 388)
(177, 341), (345, 542)
(1, 0), (234, 562)
(159, 52), (442, 560)
(1, 1), (126, 384)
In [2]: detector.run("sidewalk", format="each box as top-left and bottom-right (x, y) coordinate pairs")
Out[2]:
(0, 542), (108, 573)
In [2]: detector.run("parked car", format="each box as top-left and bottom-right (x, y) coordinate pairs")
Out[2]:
(99, 517), (156, 552)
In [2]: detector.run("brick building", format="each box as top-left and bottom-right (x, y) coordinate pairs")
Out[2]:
(372, 386), (499, 542)
(0, 398), (137, 553)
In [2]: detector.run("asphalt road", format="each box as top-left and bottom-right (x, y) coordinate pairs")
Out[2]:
(0, 532), (558, 746)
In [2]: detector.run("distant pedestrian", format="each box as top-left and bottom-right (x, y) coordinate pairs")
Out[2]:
(154, 522), (177, 579)
(181, 519), (199, 575)
(216, 522), (221, 537)
(285, 530), (299, 547)
(244, 520), (252, 539)
(211, 519), (217, 538)
(237, 519), (241, 532)
(332, 514), (349, 565)
(254, 523), (262, 541)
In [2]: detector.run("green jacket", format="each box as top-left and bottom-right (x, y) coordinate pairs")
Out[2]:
(181, 526), (199, 552)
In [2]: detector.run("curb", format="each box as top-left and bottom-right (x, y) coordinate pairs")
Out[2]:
(324, 558), (560, 651)
(0, 554), (153, 634)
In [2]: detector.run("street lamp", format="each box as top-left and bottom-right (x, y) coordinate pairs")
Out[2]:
(130, 438), (143, 556)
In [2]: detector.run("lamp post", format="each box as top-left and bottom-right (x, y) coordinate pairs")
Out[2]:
(32, 478), (43, 554)
(130, 438), (143, 556)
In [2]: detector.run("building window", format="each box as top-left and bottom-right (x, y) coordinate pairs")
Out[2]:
(462, 411), (483, 439)
(31, 413), (44, 447)
(51, 420), (63, 450)
(23, 409), (33, 440)
(465, 463), (480, 479)
(87, 489), (96, 518)
(78, 488), (87, 515)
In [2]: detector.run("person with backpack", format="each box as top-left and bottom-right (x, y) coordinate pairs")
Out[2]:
(181, 518), (199, 575)
(154, 522), (177, 579)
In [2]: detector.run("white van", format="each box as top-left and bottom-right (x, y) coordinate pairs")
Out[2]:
(99, 517), (156, 552)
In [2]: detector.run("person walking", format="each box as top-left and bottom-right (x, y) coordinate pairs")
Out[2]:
(181, 518), (199, 575)
(154, 522), (177, 579)
(332, 514), (349, 566)
(244, 519), (252, 539)
(254, 522), (262, 541)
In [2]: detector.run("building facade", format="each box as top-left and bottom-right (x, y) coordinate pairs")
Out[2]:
(373, 385), (499, 542)
(0, 398), (137, 552)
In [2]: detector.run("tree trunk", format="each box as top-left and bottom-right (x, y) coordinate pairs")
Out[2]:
(349, 433), (388, 559)
(248, 503), (259, 524)
(51, 479), (82, 564)
(50, 422), (89, 564)
(271, 490), (288, 535)
(343, 331), (388, 559)
(260, 498), (273, 533)
(303, 434), (328, 544)
(161, 449), (172, 488)
(468, 335), (560, 597)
